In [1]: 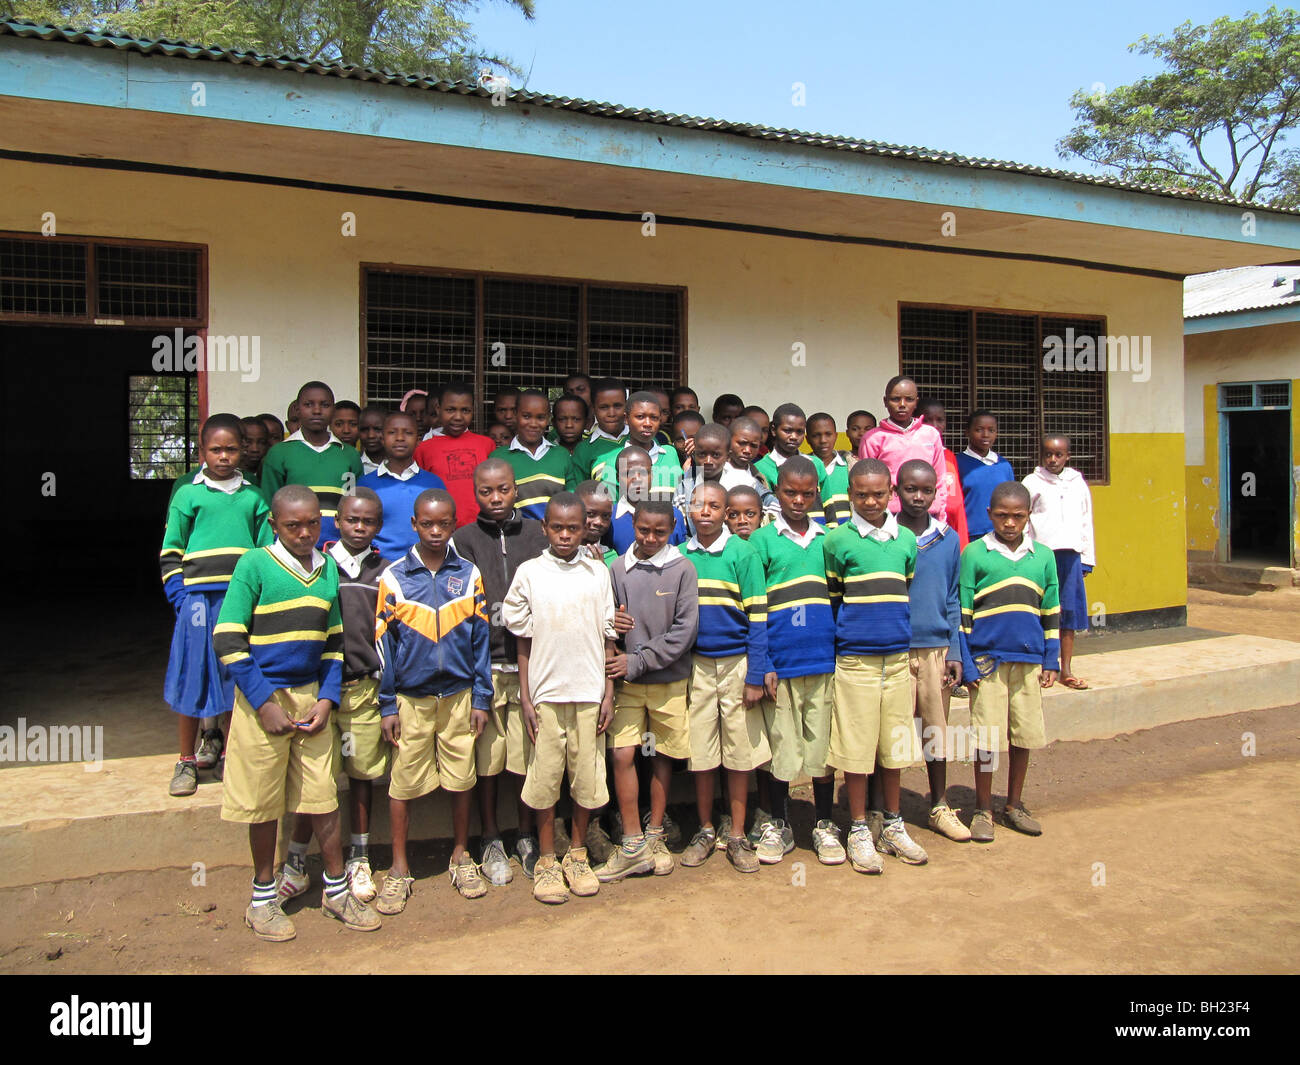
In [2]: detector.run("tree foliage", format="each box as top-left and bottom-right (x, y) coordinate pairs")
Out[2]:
(1058, 7), (1300, 207)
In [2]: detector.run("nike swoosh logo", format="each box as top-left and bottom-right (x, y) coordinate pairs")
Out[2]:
(655, 590), (671, 596)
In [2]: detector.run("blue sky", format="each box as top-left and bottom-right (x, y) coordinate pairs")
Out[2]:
(469, 0), (1272, 176)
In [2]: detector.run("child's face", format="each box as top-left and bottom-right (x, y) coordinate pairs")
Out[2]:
(883, 381), (918, 425)
(725, 495), (761, 539)
(772, 413), (806, 457)
(494, 394), (518, 431)
(405, 396), (428, 435)
(593, 389), (627, 436)
(359, 411), (385, 455)
(240, 423), (269, 467)
(566, 378), (592, 408)
(806, 419), (836, 461)
(846, 414), (874, 451)
(729, 426), (762, 467)
(475, 467), (518, 522)
(262, 417), (285, 444)
(515, 395), (550, 447)
(896, 467), (937, 521)
(776, 472), (818, 525)
(618, 454), (653, 503)
(672, 393), (699, 417)
(652, 393), (671, 425)
(989, 497), (1030, 545)
(544, 503), (585, 559)
(672, 422), (699, 463)
(716, 402), (744, 428)
(694, 435), (728, 479)
(849, 473), (892, 525)
(412, 499), (456, 553)
(270, 499), (321, 561)
(439, 392), (474, 437)
(298, 388), (333, 436)
(690, 486), (727, 539)
(633, 511), (674, 560)
(384, 415), (419, 463)
(553, 399), (587, 447)
(331, 408), (359, 445)
(337, 497), (382, 555)
(922, 407), (947, 436)
(1043, 437), (1070, 475)
(626, 401), (661, 447)
(427, 397), (441, 427)
(581, 493), (612, 543)
(967, 415), (998, 455)
(201, 428), (243, 481)
(488, 423), (511, 449)
(748, 411), (771, 444)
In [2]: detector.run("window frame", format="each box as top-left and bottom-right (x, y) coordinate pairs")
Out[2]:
(126, 371), (201, 481)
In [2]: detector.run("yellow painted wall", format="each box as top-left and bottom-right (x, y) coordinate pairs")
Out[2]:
(1184, 385), (1220, 558)
(1, 158), (1190, 617)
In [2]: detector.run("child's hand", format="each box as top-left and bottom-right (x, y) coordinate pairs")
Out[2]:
(470, 707), (489, 738)
(585, 544), (606, 561)
(763, 672), (778, 700)
(943, 662), (962, 688)
(743, 683), (765, 708)
(298, 699), (332, 734)
(257, 698), (295, 735)
(606, 653), (629, 679)
(612, 606), (635, 635)
(521, 699), (539, 742)
(683, 437), (696, 457)
(597, 694), (614, 734)
(1040, 669), (1059, 688)
(381, 715), (401, 746)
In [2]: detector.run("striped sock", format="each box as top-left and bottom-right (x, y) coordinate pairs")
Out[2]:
(322, 870), (349, 900)
(250, 878), (276, 908)
(621, 833), (646, 854)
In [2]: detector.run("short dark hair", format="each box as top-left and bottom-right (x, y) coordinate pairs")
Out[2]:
(297, 380), (334, 402)
(201, 413), (243, 445)
(626, 390), (661, 410)
(1044, 432), (1071, 449)
(807, 411), (835, 430)
(883, 375), (916, 396)
(384, 410), (417, 429)
(591, 377), (626, 398)
(726, 485), (761, 506)
(333, 400), (361, 416)
(564, 372), (592, 390)
(545, 490), (586, 520)
(634, 499), (675, 523)
(518, 388), (548, 403)
(729, 416), (761, 437)
(694, 422), (731, 449)
(576, 479), (614, 504)
(742, 404), (769, 419)
(989, 481), (1030, 508)
(361, 404), (389, 420)
(847, 410), (872, 422)
(414, 488), (456, 517)
(271, 483), (319, 516)
(474, 457), (514, 483)
(772, 402), (805, 425)
(968, 408), (997, 428)
(918, 397), (945, 417)
(340, 485), (383, 519)
(239, 415), (268, 435)
(672, 410), (705, 430)
(494, 386), (521, 403)
(711, 393), (744, 419)
(897, 459), (937, 483)
(439, 380), (475, 403)
(671, 386), (699, 404)
(554, 394), (589, 418)
(692, 480), (728, 504)
(258, 413), (283, 430)
(850, 458), (891, 482)
(777, 455), (818, 485)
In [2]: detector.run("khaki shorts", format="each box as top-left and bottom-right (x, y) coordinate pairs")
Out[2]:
(520, 701), (609, 812)
(388, 688), (477, 800)
(910, 647), (955, 761)
(477, 671), (532, 777)
(610, 679), (690, 759)
(761, 672), (833, 781)
(221, 683), (338, 824)
(687, 653), (770, 773)
(969, 662), (1046, 752)
(333, 676), (390, 781)
(827, 652), (916, 773)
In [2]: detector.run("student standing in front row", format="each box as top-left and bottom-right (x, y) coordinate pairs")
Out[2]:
(960, 481), (1060, 842)
(214, 485), (380, 940)
(373, 489), (494, 911)
(503, 492), (617, 905)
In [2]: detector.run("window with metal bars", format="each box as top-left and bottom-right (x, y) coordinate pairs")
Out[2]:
(127, 374), (199, 479)
(0, 234), (205, 325)
(362, 267), (685, 425)
(900, 305), (1109, 482)
(1218, 381), (1292, 410)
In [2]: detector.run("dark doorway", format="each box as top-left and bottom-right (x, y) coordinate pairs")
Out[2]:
(1226, 408), (1291, 563)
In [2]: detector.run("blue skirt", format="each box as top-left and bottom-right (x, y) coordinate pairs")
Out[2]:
(1054, 549), (1088, 632)
(163, 588), (235, 718)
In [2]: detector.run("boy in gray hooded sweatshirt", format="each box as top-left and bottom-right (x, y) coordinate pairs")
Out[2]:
(597, 499), (699, 882)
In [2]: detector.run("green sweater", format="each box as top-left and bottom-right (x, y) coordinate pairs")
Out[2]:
(819, 455), (851, 528)
(261, 437), (363, 546)
(571, 433), (629, 483)
(597, 442), (683, 503)
(755, 452), (828, 523)
(160, 478), (272, 599)
(491, 442), (579, 521)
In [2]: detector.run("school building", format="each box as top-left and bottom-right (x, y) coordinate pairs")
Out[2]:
(4, 20), (1299, 627)
(1183, 266), (1299, 575)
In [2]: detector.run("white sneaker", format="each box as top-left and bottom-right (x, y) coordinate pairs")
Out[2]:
(847, 823), (883, 875)
(756, 819), (793, 864)
(276, 862), (309, 902)
(347, 856), (377, 902)
(812, 819), (846, 865)
(878, 819), (929, 865)
(928, 802), (972, 842)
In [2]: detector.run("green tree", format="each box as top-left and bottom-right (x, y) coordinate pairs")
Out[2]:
(1057, 7), (1300, 207)
(9, 0), (535, 78)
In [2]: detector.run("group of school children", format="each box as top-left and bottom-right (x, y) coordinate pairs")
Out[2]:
(159, 370), (1097, 940)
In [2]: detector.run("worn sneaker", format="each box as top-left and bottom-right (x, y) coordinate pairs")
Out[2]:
(515, 834), (540, 880)
(168, 759), (198, 797)
(347, 856), (377, 901)
(194, 728), (224, 770)
(715, 815), (732, 850)
(847, 823), (884, 875)
(929, 802), (972, 842)
(745, 808), (772, 847)
(646, 831), (675, 875)
(375, 873), (413, 914)
(584, 820), (616, 865)
(276, 862), (309, 903)
(595, 839), (655, 882)
(533, 855), (568, 904)
(878, 820), (929, 865)
(970, 809), (995, 843)
(1002, 803), (1043, 836)
(322, 888), (382, 931)
(865, 810), (885, 846)
(244, 900), (295, 942)
(553, 817), (571, 858)
(756, 818), (794, 864)
(681, 828), (717, 867)
(812, 819), (847, 865)
(480, 837), (514, 886)
(726, 836), (760, 873)
(448, 852), (488, 899)
(644, 810), (683, 850)
(562, 846), (600, 896)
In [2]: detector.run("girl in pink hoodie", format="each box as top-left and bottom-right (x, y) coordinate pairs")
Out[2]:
(858, 376), (948, 518)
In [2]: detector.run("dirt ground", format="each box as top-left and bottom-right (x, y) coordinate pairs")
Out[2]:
(1186, 585), (1300, 642)
(4, 704), (1297, 975)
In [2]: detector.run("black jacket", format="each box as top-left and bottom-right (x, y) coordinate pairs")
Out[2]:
(452, 510), (548, 664)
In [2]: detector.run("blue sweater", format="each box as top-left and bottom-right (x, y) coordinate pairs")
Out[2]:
(956, 452), (1015, 538)
(606, 503), (688, 556)
(358, 467), (448, 562)
(907, 521), (962, 659)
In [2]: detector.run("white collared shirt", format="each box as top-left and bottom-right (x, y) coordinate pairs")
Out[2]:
(286, 428), (343, 454)
(510, 435), (553, 460)
(375, 460), (421, 482)
(327, 540), (371, 579)
(774, 512), (824, 549)
(821, 450), (849, 470)
(547, 547), (586, 566)
(361, 454), (382, 475)
(615, 497), (636, 520)
(686, 527), (732, 554)
(589, 425), (629, 444)
(962, 447), (1001, 466)
(982, 530), (1034, 561)
(194, 466), (249, 495)
(914, 515), (949, 548)
(719, 462), (758, 490)
(622, 542), (679, 571)
(270, 539), (325, 580)
(850, 511), (900, 541)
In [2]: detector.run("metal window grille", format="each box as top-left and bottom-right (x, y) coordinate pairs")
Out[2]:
(96, 245), (201, 321)
(1039, 316), (1108, 482)
(483, 278), (579, 422)
(0, 237), (88, 317)
(1219, 381), (1292, 410)
(1257, 382), (1292, 407)
(364, 271), (476, 409)
(898, 307), (970, 453)
(128, 374), (198, 479)
(588, 286), (682, 393)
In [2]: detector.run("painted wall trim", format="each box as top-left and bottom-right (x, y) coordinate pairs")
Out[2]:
(1184, 304), (1300, 334)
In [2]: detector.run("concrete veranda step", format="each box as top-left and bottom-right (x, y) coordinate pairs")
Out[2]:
(1, 632), (1298, 890)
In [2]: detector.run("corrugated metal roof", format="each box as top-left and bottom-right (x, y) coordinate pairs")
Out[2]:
(1184, 265), (1300, 318)
(3, 17), (1297, 217)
